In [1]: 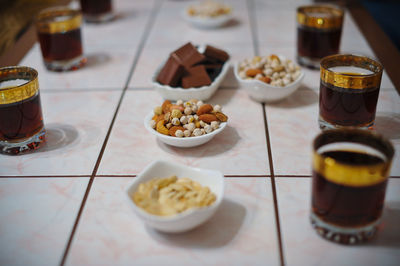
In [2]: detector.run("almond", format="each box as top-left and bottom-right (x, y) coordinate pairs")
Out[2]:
(162, 100), (172, 114)
(155, 114), (164, 124)
(169, 105), (184, 112)
(258, 76), (271, 84)
(169, 126), (185, 137)
(246, 68), (263, 77)
(196, 104), (213, 115)
(215, 112), (228, 122)
(199, 114), (218, 123)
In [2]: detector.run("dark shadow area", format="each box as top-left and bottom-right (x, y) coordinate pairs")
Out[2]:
(220, 18), (240, 29)
(366, 201), (400, 248)
(84, 52), (111, 68)
(113, 9), (136, 22)
(157, 125), (240, 157)
(146, 199), (246, 248)
(374, 113), (400, 140)
(267, 85), (318, 108)
(37, 123), (79, 152)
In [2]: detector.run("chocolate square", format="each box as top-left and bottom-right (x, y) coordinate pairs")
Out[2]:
(204, 45), (230, 63)
(156, 55), (184, 87)
(181, 65), (212, 88)
(172, 42), (205, 67)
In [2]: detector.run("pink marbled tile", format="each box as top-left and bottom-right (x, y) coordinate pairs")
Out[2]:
(146, 0), (253, 47)
(97, 89), (270, 175)
(19, 43), (137, 91)
(67, 177), (279, 265)
(276, 177), (400, 265)
(265, 89), (400, 176)
(129, 44), (254, 89)
(0, 177), (88, 265)
(0, 91), (120, 176)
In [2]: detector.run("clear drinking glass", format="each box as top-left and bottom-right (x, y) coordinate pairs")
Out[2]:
(311, 129), (394, 244)
(297, 5), (344, 69)
(319, 54), (383, 130)
(36, 6), (86, 71)
(79, 0), (114, 23)
(0, 66), (46, 154)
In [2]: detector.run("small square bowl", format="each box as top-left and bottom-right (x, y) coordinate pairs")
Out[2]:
(126, 160), (225, 233)
(151, 48), (230, 101)
(234, 55), (305, 103)
(144, 112), (227, 148)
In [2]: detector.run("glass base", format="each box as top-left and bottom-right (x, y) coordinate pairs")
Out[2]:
(318, 116), (374, 130)
(310, 212), (379, 244)
(44, 55), (87, 72)
(297, 55), (321, 70)
(83, 12), (114, 23)
(0, 128), (46, 155)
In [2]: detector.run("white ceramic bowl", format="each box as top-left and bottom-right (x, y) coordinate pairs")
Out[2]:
(126, 160), (225, 233)
(182, 8), (233, 29)
(152, 57), (230, 102)
(234, 56), (305, 103)
(144, 112), (227, 148)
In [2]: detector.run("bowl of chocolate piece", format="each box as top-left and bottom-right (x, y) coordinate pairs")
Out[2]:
(126, 160), (224, 233)
(234, 54), (304, 103)
(183, 0), (233, 29)
(152, 42), (230, 101)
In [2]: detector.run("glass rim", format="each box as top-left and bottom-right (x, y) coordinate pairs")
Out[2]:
(0, 66), (38, 92)
(36, 6), (82, 34)
(320, 54), (383, 90)
(313, 129), (394, 187)
(297, 4), (344, 29)
(313, 129), (394, 164)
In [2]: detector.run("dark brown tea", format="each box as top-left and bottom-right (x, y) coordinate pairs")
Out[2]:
(312, 150), (387, 227)
(0, 92), (44, 142)
(319, 81), (380, 127)
(297, 26), (341, 60)
(80, 0), (112, 15)
(38, 28), (83, 62)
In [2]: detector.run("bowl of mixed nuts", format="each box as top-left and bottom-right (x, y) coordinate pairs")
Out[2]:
(145, 99), (228, 148)
(126, 160), (224, 233)
(234, 54), (305, 102)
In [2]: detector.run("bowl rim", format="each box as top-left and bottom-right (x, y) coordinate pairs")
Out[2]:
(125, 160), (225, 222)
(233, 55), (305, 89)
(182, 3), (233, 21)
(151, 48), (231, 92)
(144, 111), (227, 142)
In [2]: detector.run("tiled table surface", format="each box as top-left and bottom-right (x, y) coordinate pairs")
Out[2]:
(1, 0), (399, 265)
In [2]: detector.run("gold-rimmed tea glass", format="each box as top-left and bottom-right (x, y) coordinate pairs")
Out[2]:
(297, 5), (344, 69)
(319, 54), (383, 130)
(311, 129), (394, 244)
(0, 66), (46, 155)
(36, 6), (86, 71)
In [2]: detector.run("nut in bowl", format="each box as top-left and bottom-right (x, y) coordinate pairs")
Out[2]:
(183, 0), (233, 29)
(234, 54), (305, 103)
(126, 160), (224, 233)
(152, 42), (230, 101)
(144, 99), (228, 148)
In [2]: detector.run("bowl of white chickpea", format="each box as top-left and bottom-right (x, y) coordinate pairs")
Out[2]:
(234, 54), (304, 103)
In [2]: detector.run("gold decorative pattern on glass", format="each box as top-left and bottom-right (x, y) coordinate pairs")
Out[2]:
(0, 66), (39, 105)
(297, 5), (343, 29)
(320, 54), (383, 90)
(36, 6), (82, 34)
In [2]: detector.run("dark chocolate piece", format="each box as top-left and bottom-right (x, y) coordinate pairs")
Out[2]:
(206, 66), (222, 81)
(181, 65), (212, 88)
(172, 42), (205, 67)
(157, 55), (184, 87)
(204, 45), (230, 63)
